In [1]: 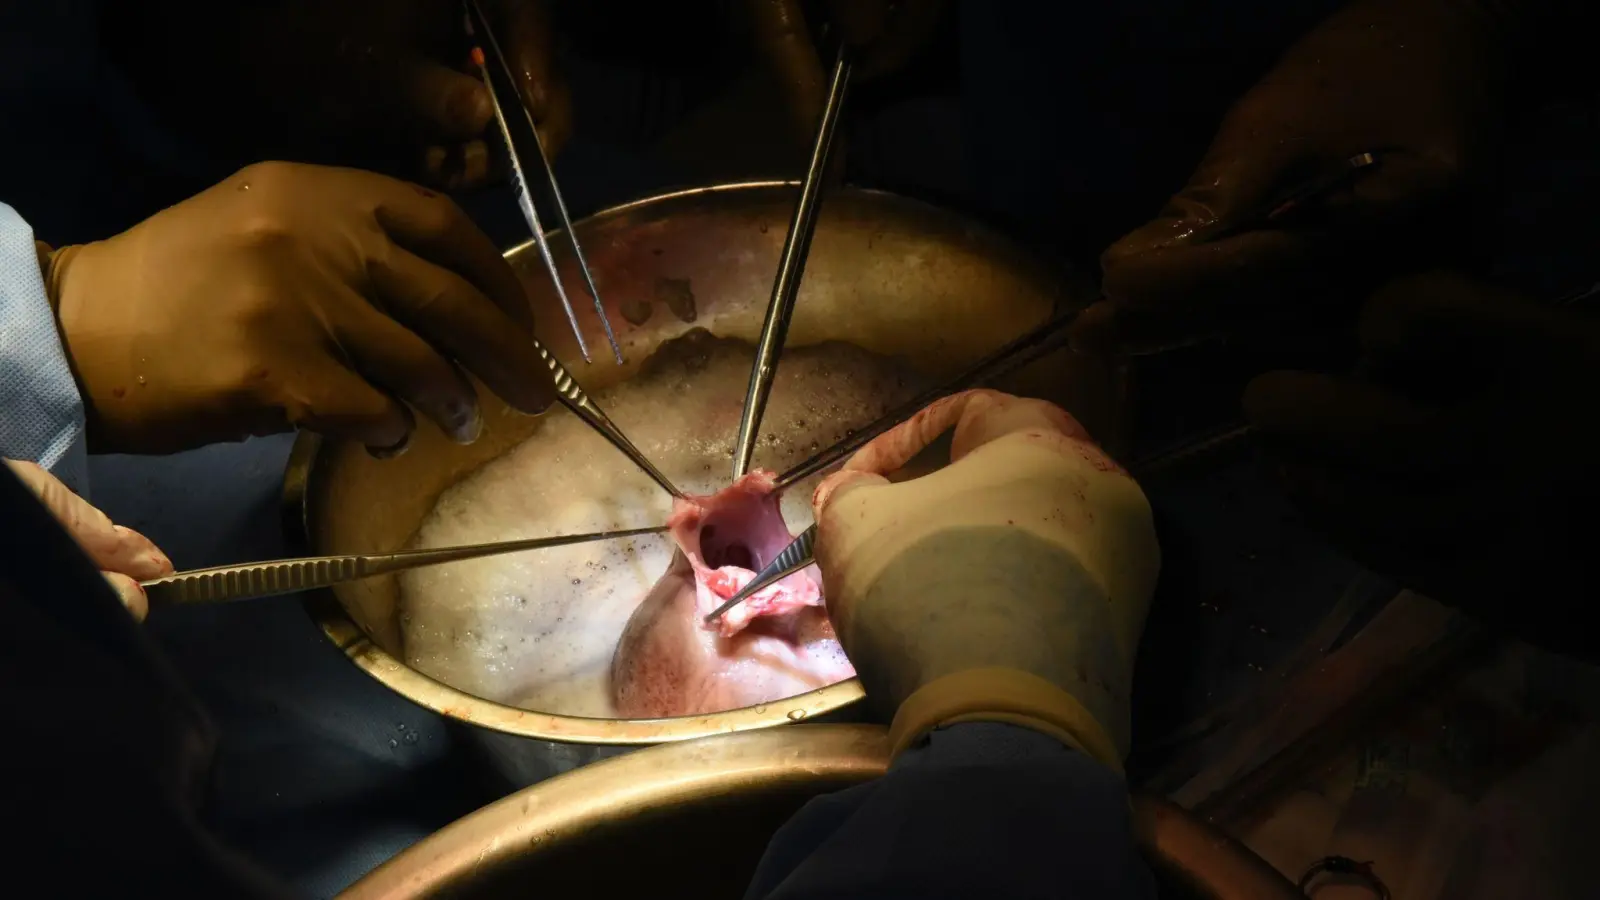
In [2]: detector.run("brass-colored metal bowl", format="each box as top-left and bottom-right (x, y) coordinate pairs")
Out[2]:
(338, 725), (1300, 899)
(287, 181), (1116, 746)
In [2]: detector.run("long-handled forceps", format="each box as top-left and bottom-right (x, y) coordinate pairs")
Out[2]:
(730, 42), (852, 480)
(144, 525), (668, 606)
(464, 0), (624, 365)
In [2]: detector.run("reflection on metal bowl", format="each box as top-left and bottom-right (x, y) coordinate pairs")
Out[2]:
(286, 181), (1117, 751)
(337, 725), (1300, 899)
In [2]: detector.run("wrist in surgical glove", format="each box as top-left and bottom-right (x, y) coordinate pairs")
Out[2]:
(812, 389), (1159, 765)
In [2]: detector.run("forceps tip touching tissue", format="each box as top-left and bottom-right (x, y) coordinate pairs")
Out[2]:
(704, 524), (818, 624)
(464, 0), (625, 366)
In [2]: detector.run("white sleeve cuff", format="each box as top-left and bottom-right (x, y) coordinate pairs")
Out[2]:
(0, 202), (89, 497)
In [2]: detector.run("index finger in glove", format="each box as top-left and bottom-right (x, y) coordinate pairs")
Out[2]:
(1101, 131), (1453, 342)
(1360, 270), (1600, 363)
(362, 173), (556, 414)
(384, 55), (495, 145)
(812, 389), (1108, 514)
(1244, 371), (1481, 478)
(824, 0), (945, 80)
(2, 460), (174, 581)
(1274, 457), (1487, 573)
(745, 0), (828, 139)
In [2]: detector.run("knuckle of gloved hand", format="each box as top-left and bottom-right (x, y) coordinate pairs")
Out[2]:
(1359, 270), (1488, 348)
(220, 350), (286, 406)
(225, 281), (294, 337)
(233, 160), (305, 198)
(231, 209), (300, 254)
(415, 191), (466, 237)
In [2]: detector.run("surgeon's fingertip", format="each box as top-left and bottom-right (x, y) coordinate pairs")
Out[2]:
(423, 145), (449, 179)
(1241, 370), (1307, 423)
(1067, 301), (1122, 354)
(449, 80), (493, 135)
(363, 403), (416, 459)
(526, 378), (557, 416)
(1102, 216), (1191, 273)
(444, 400), (485, 445)
(367, 432), (412, 460)
(502, 371), (556, 418)
(812, 470), (886, 515)
(104, 572), (149, 622)
(110, 524), (174, 577)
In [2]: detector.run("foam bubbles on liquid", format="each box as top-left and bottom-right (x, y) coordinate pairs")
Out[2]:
(399, 333), (924, 718)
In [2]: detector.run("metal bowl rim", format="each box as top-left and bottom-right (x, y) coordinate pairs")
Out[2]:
(288, 424), (865, 744)
(283, 180), (1007, 744)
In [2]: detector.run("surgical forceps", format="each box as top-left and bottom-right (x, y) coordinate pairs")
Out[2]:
(142, 525), (668, 607)
(465, 0), (681, 496)
(533, 339), (684, 497)
(731, 43), (852, 480)
(465, 0), (624, 365)
(703, 524), (818, 625)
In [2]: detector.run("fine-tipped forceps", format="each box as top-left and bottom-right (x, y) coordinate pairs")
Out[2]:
(532, 339), (685, 498)
(142, 525), (668, 607)
(731, 43), (852, 480)
(464, 0), (624, 365)
(704, 524), (818, 624)
(705, 308), (1083, 625)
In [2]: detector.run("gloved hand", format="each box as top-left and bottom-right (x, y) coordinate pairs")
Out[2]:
(3, 460), (173, 621)
(106, 0), (571, 189)
(1244, 271), (1596, 659)
(745, 0), (947, 153)
(811, 389), (1160, 767)
(42, 162), (556, 456)
(1090, 0), (1524, 349)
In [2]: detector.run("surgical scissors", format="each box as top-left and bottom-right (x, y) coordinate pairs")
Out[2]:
(465, 0), (625, 365)
(142, 525), (668, 607)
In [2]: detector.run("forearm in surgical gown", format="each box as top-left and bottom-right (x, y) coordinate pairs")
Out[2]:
(0, 203), (87, 495)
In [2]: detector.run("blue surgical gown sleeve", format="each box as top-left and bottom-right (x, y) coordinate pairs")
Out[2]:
(744, 722), (1157, 900)
(0, 203), (88, 496)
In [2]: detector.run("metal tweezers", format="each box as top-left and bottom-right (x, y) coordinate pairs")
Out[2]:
(463, 1), (681, 497)
(465, 0), (623, 365)
(730, 43), (852, 480)
(703, 524), (818, 624)
(533, 339), (684, 497)
(141, 525), (668, 607)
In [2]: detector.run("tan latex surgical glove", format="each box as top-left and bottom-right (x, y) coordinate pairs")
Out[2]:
(1090, 0), (1554, 350)
(42, 162), (556, 457)
(3, 460), (173, 621)
(744, 0), (947, 163)
(810, 389), (1159, 769)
